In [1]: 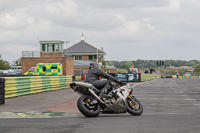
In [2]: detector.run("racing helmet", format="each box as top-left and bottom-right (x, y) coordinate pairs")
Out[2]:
(89, 63), (101, 70)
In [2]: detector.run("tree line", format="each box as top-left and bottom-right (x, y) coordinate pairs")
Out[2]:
(0, 58), (21, 70)
(106, 59), (200, 75)
(106, 59), (200, 70)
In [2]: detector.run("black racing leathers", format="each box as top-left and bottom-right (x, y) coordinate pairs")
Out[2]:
(85, 68), (118, 97)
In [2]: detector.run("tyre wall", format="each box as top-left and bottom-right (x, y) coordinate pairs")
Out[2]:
(0, 78), (5, 105)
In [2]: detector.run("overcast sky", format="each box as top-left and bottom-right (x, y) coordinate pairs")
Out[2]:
(0, 0), (200, 63)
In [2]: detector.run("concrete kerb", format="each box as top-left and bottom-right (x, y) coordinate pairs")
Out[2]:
(0, 111), (83, 118)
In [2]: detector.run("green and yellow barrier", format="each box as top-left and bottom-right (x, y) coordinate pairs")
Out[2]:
(141, 74), (155, 82)
(172, 76), (200, 79)
(172, 76), (177, 78)
(4, 75), (72, 98)
(75, 76), (82, 81)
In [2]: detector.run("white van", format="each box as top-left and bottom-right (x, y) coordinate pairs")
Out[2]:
(11, 66), (22, 75)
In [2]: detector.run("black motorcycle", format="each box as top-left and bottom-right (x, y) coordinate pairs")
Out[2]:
(70, 80), (143, 117)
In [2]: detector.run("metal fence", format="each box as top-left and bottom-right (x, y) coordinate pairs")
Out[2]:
(64, 50), (73, 57)
(22, 51), (73, 57)
(22, 51), (40, 57)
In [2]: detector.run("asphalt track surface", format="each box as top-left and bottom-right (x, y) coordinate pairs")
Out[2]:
(0, 78), (200, 133)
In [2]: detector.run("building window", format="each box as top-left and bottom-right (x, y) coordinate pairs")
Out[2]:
(89, 55), (93, 60)
(89, 55), (97, 61)
(42, 44), (45, 52)
(42, 44), (60, 52)
(55, 44), (59, 51)
(46, 44), (50, 52)
(74, 55), (82, 60)
(94, 55), (97, 60)
(51, 44), (55, 52)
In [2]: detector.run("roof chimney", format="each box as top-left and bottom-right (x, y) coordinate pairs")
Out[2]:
(81, 33), (85, 41)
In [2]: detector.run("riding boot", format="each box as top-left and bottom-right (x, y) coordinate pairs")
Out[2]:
(99, 88), (111, 98)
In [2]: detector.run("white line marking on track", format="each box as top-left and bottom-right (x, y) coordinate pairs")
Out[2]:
(135, 92), (199, 94)
(134, 95), (189, 97)
(143, 113), (198, 115)
(138, 98), (196, 100)
(143, 104), (200, 106)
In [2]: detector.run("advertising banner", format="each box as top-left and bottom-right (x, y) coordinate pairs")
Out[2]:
(115, 73), (137, 82)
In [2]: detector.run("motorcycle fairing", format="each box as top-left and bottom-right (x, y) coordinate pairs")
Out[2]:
(112, 84), (131, 101)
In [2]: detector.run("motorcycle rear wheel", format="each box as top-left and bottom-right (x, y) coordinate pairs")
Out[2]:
(127, 96), (143, 116)
(77, 95), (101, 117)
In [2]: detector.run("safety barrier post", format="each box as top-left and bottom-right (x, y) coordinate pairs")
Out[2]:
(141, 73), (144, 82)
(0, 78), (5, 105)
(137, 73), (141, 82)
(72, 76), (75, 81)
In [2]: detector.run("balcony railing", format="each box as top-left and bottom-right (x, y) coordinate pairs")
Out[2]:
(22, 51), (73, 58)
(22, 51), (40, 57)
(64, 50), (72, 57)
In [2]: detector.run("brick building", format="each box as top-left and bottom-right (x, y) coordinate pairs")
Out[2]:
(21, 40), (74, 75)
(66, 34), (106, 62)
(21, 35), (116, 76)
(66, 34), (116, 75)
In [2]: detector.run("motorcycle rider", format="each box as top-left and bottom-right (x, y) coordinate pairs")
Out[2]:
(85, 63), (120, 98)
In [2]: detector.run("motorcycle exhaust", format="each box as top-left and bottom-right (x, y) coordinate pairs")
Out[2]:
(88, 88), (105, 104)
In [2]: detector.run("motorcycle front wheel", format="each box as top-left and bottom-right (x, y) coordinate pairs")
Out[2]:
(126, 96), (143, 116)
(77, 95), (101, 117)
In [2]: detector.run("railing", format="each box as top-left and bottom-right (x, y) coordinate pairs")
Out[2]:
(22, 51), (40, 57)
(64, 50), (73, 57)
(22, 51), (73, 57)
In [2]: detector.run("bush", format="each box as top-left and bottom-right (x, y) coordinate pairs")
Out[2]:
(0, 59), (10, 70)
(117, 68), (128, 73)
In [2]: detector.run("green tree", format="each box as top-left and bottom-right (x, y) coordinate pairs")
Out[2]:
(117, 68), (128, 73)
(13, 58), (21, 66)
(102, 60), (106, 72)
(0, 59), (10, 70)
(194, 64), (200, 75)
(123, 61), (133, 70)
(106, 59), (200, 71)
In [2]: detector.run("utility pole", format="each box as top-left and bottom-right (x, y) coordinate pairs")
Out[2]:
(157, 60), (164, 66)
(97, 48), (98, 63)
